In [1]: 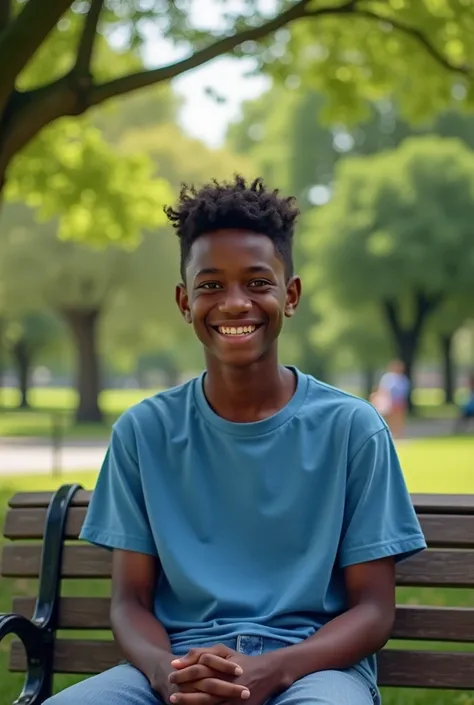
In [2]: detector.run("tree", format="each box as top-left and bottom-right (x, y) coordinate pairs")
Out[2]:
(0, 111), (170, 422)
(425, 298), (474, 404)
(310, 294), (391, 398)
(1, 0), (473, 203)
(304, 136), (474, 396)
(3, 312), (63, 408)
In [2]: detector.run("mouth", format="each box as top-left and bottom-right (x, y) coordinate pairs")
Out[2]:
(211, 323), (263, 342)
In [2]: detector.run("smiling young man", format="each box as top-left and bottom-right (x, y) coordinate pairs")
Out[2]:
(47, 176), (426, 705)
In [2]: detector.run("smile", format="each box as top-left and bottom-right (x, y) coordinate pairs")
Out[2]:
(217, 325), (257, 336)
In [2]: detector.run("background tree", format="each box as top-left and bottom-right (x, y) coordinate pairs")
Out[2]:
(311, 296), (391, 398)
(425, 299), (474, 404)
(2, 312), (63, 409)
(0, 112), (169, 422)
(304, 136), (474, 398)
(0, 0), (473, 203)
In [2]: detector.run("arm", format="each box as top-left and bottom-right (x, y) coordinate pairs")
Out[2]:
(110, 549), (175, 698)
(269, 557), (395, 687)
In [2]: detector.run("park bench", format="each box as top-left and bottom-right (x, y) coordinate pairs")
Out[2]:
(1, 485), (474, 704)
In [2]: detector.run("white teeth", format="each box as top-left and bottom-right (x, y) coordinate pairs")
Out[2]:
(218, 325), (257, 336)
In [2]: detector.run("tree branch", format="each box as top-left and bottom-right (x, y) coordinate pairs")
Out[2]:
(0, 0), (74, 113)
(333, 7), (471, 76)
(89, 0), (355, 107)
(0, 79), (77, 188)
(75, 0), (104, 76)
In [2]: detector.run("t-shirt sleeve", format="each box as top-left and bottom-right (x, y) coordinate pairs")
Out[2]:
(338, 427), (426, 568)
(79, 420), (157, 556)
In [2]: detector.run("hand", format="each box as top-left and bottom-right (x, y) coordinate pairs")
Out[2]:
(169, 644), (284, 705)
(168, 645), (248, 705)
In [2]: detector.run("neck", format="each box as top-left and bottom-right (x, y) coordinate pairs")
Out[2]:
(203, 350), (296, 423)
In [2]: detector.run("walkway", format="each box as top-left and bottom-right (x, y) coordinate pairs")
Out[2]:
(0, 437), (107, 475)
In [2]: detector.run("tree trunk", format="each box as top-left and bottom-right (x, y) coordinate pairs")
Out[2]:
(440, 332), (455, 405)
(11, 337), (31, 409)
(63, 308), (103, 423)
(363, 367), (376, 400)
(382, 292), (442, 413)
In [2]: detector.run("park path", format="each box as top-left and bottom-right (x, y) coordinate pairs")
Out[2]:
(0, 418), (460, 476)
(0, 437), (108, 476)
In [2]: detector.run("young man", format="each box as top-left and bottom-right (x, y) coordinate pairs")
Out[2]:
(47, 176), (426, 705)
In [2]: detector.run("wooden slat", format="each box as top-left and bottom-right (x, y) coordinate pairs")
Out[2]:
(411, 494), (474, 515)
(3, 545), (474, 586)
(8, 490), (91, 509)
(4, 507), (86, 540)
(12, 598), (474, 642)
(396, 550), (474, 587)
(1, 544), (111, 578)
(10, 639), (122, 674)
(392, 605), (474, 642)
(378, 649), (474, 689)
(10, 639), (474, 688)
(8, 491), (474, 513)
(418, 514), (474, 548)
(4, 508), (474, 547)
(12, 597), (112, 629)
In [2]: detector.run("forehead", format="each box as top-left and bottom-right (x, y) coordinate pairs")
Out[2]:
(186, 229), (282, 275)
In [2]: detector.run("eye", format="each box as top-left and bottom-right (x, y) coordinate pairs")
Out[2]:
(248, 279), (272, 288)
(198, 281), (222, 290)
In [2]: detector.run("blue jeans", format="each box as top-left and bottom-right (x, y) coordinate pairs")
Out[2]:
(45, 635), (379, 705)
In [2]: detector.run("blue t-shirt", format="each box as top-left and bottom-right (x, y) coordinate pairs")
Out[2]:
(80, 367), (426, 690)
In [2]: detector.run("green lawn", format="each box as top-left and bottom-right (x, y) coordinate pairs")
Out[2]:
(397, 437), (474, 493)
(1, 443), (474, 703)
(0, 387), (160, 440)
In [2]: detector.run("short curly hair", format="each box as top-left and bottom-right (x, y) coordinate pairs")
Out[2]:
(164, 175), (299, 281)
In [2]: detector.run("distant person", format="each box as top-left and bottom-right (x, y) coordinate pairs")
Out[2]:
(372, 361), (410, 439)
(455, 373), (474, 434)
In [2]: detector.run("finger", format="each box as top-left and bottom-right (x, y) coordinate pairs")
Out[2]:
(199, 654), (243, 677)
(170, 692), (224, 705)
(172, 648), (208, 669)
(193, 678), (250, 700)
(172, 645), (234, 670)
(170, 665), (219, 684)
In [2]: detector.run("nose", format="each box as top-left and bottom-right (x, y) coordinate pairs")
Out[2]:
(218, 285), (252, 315)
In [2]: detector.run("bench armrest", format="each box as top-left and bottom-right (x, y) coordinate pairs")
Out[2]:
(0, 612), (43, 648)
(0, 613), (49, 705)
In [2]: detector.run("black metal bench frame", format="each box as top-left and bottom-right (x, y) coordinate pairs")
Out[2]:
(0, 484), (83, 705)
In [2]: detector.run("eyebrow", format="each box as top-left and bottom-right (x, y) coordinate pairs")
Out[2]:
(195, 265), (274, 277)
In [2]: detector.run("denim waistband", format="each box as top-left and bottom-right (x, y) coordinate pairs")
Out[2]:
(172, 635), (291, 657)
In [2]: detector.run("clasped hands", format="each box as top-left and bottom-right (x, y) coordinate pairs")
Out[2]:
(167, 644), (283, 705)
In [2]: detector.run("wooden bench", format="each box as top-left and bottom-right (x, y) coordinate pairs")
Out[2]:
(1, 485), (474, 704)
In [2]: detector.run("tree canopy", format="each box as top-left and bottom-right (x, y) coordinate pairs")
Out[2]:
(304, 135), (474, 383)
(1, 0), (474, 197)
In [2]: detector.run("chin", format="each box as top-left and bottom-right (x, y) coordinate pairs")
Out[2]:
(215, 348), (268, 368)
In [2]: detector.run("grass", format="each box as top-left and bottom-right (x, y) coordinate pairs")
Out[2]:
(0, 387), (160, 441)
(397, 437), (474, 493)
(2, 444), (474, 703)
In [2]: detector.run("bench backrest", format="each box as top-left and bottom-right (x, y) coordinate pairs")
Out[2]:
(2, 491), (474, 689)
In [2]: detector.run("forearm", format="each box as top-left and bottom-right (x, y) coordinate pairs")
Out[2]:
(272, 602), (394, 687)
(111, 599), (174, 693)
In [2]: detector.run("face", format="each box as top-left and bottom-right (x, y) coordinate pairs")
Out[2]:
(176, 229), (301, 368)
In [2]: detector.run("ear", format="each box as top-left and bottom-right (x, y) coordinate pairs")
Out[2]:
(176, 283), (192, 323)
(284, 275), (302, 318)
